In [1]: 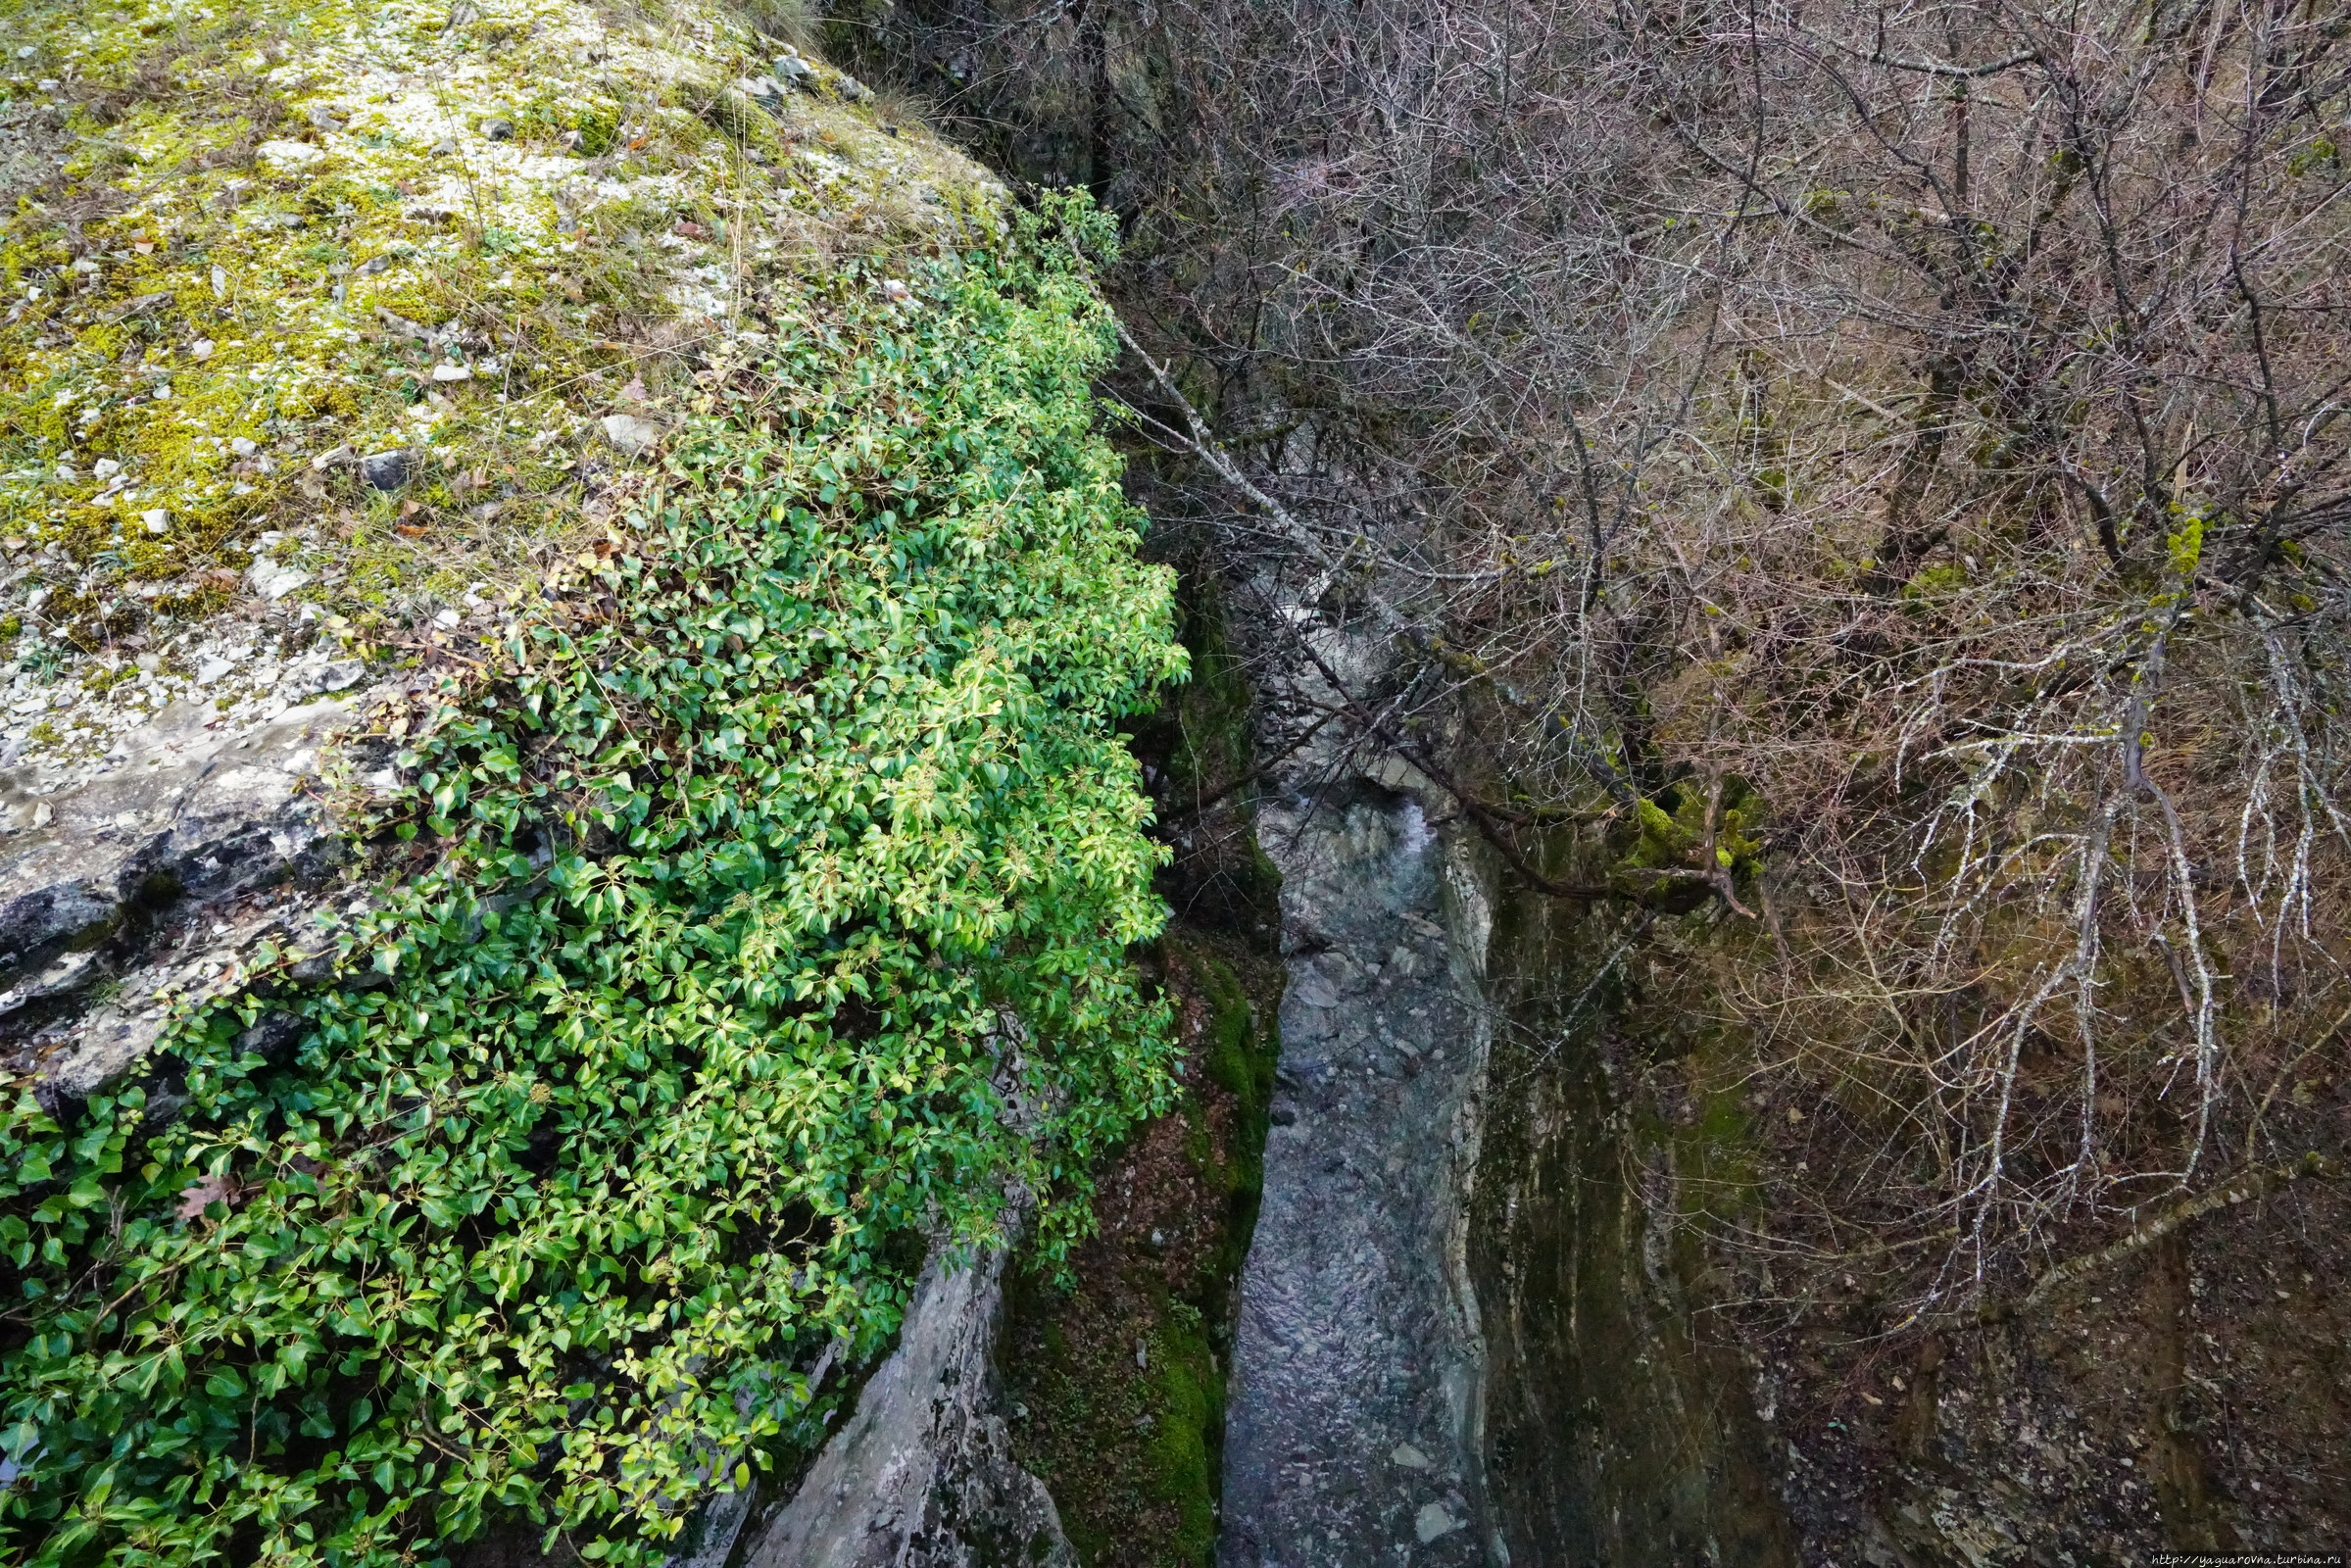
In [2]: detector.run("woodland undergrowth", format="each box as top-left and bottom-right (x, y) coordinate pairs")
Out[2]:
(0, 193), (1185, 1568)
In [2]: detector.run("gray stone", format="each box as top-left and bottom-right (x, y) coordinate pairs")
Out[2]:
(664, 1482), (758, 1568)
(773, 54), (814, 85)
(0, 948), (98, 1014)
(235, 1008), (310, 1061)
(601, 412), (663, 458)
(43, 904), (318, 1104)
(247, 560), (313, 601)
(0, 698), (361, 1102)
(738, 1245), (1074, 1568)
(482, 117), (514, 141)
(359, 448), (411, 490)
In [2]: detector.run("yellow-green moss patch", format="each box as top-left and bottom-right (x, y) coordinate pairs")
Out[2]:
(1, 0), (1001, 776)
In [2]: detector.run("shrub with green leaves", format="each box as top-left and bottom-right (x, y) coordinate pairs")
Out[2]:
(0, 196), (1184, 1568)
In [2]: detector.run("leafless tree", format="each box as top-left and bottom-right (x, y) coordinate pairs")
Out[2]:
(844, 0), (2351, 1322)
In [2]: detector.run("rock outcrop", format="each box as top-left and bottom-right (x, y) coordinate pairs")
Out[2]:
(738, 1246), (1075, 1568)
(0, 695), (358, 1106)
(1219, 781), (1500, 1568)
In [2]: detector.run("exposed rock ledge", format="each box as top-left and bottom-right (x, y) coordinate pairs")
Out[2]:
(0, 695), (360, 1106)
(732, 1246), (1076, 1568)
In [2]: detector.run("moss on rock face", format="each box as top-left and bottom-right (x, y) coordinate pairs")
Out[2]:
(0, 7), (1191, 1567)
(0, 0), (994, 773)
(1002, 932), (1285, 1568)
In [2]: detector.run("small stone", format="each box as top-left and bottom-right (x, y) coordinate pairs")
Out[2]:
(773, 54), (814, 84)
(248, 561), (312, 601)
(430, 136), (457, 156)
(359, 450), (412, 491)
(316, 660), (365, 693)
(31, 803), (53, 829)
(601, 412), (662, 457)
(304, 103), (342, 131)
(228, 436), (259, 458)
(1135, 1339), (1148, 1370)
(92, 459), (122, 481)
(210, 266), (227, 298)
(195, 657), (234, 685)
(838, 74), (870, 102)
(135, 654), (162, 673)
(1414, 1502), (1459, 1544)
(430, 363), (471, 382)
(256, 138), (325, 169)
(1393, 1444), (1432, 1470)
(54, 464), (76, 482)
(142, 509), (169, 534)
(432, 609), (461, 628)
(482, 118), (514, 141)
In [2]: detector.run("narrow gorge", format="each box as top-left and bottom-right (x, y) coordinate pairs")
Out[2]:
(5, 0), (2349, 1565)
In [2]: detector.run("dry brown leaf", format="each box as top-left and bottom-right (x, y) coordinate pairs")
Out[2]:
(176, 1173), (235, 1220)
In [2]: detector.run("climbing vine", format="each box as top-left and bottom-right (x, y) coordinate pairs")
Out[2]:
(0, 194), (1184, 1568)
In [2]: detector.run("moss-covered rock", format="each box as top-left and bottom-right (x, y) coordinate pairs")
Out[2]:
(0, 7), (1192, 1568)
(1, 0), (993, 775)
(1001, 931), (1284, 1568)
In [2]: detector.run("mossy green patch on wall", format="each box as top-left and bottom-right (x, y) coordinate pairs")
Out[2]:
(1193, 947), (1275, 1206)
(1007, 1291), (1222, 1566)
(0, 0), (996, 774)
(1152, 574), (1253, 809)
(1001, 930), (1285, 1568)
(1128, 566), (1281, 940)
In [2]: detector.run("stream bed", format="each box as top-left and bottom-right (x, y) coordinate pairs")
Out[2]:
(1218, 788), (1796, 1567)
(1218, 786), (1499, 1567)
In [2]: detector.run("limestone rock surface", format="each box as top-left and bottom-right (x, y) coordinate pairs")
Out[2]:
(738, 1247), (1074, 1568)
(0, 696), (358, 1103)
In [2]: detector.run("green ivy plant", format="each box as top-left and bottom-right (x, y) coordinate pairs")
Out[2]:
(0, 193), (1184, 1568)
